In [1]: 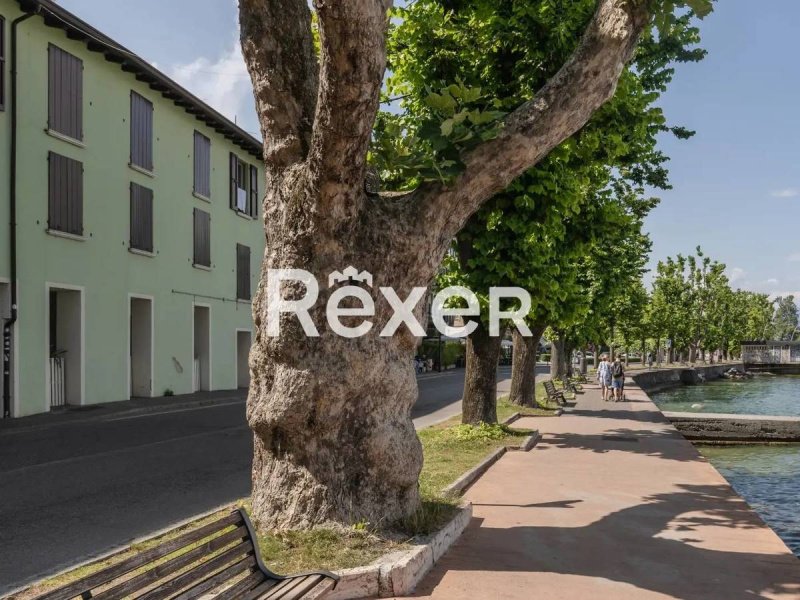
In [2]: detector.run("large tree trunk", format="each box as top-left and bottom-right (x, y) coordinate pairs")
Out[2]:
(509, 325), (546, 407)
(551, 336), (569, 380)
(461, 320), (502, 424)
(240, 0), (650, 530)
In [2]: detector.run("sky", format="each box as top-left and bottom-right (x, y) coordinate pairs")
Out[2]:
(54, 0), (800, 299)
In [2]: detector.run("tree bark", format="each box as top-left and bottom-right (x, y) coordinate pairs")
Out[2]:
(551, 336), (569, 380)
(579, 347), (588, 375)
(462, 320), (502, 424)
(509, 324), (546, 407)
(240, 0), (651, 530)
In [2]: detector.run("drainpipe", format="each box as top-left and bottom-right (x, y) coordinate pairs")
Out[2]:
(3, 11), (36, 419)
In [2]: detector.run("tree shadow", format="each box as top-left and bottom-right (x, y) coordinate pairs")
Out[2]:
(412, 484), (800, 599)
(568, 407), (669, 423)
(535, 427), (700, 463)
(472, 499), (583, 509)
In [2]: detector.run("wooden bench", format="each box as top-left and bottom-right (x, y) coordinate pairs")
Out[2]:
(543, 380), (567, 406)
(561, 378), (583, 394)
(32, 508), (338, 600)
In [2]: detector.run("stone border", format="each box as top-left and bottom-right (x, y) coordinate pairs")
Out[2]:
(502, 408), (562, 425)
(511, 431), (541, 452)
(308, 503), (473, 600)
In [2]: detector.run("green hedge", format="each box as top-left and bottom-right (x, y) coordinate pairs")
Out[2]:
(539, 353), (551, 363)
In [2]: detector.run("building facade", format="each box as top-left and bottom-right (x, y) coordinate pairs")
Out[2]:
(1, 0), (266, 417)
(741, 341), (800, 374)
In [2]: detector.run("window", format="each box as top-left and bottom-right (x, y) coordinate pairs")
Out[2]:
(236, 244), (251, 300)
(229, 153), (258, 218)
(47, 44), (83, 140)
(130, 92), (153, 171)
(48, 152), (83, 236)
(130, 183), (153, 252)
(0, 16), (5, 111)
(193, 208), (211, 267)
(193, 131), (211, 198)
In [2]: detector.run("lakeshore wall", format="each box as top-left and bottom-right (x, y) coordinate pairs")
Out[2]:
(631, 363), (744, 394)
(663, 412), (800, 443)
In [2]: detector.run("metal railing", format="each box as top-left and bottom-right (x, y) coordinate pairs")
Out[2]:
(49, 354), (66, 408)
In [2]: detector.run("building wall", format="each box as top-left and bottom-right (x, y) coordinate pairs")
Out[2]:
(0, 1), (266, 416)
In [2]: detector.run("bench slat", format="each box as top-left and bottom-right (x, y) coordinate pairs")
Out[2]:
(91, 525), (250, 600)
(239, 579), (280, 600)
(135, 541), (254, 600)
(276, 575), (325, 600)
(34, 512), (243, 600)
(169, 555), (258, 600)
(214, 570), (266, 600)
(262, 575), (317, 600)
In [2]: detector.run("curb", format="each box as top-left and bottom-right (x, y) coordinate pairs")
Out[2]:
(0, 397), (246, 435)
(502, 412), (522, 425)
(309, 504), (473, 600)
(509, 431), (540, 452)
(441, 447), (507, 498)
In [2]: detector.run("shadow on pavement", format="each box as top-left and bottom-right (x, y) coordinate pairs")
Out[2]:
(412, 484), (800, 600)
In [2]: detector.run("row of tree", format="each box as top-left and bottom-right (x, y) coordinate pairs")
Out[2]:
(550, 248), (798, 373)
(382, 0), (708, 424)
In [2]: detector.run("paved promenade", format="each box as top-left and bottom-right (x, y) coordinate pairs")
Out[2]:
(401, 382), (800, 599)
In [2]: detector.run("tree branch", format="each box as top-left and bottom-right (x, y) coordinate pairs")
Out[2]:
(309, 0), (392, 211)
(240, 0), (318, 170)
(414, 0), (651, 240)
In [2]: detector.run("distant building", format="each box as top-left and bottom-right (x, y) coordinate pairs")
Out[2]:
(1, 0), (265, 417)
(740, 341), (800, 374)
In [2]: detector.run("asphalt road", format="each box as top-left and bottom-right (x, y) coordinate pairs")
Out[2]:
(0, 364), (548, 592)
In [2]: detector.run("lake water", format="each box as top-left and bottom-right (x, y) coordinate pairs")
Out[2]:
(653, 376), (800, 557)
(653, 375), (800, 416)
(699, 445), (800, 556)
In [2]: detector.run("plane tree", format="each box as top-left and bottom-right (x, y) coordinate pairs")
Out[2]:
(239, 0), (711, 530)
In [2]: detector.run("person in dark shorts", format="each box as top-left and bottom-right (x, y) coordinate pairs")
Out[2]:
(611, 356), (625, 402)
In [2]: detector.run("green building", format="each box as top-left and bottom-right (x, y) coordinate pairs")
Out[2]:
(1, 0), (265, 417)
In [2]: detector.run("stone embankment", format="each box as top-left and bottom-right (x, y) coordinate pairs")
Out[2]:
(632, 363), (744, 393)
(664, 412), (800, 443)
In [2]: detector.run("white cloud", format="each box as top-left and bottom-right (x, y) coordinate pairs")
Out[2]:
(771, 188), (799, 198)
(164, 40), (260, 138)
(728, 267), (746, 283)
(788, 253), (800, 262)
(769, 291), (800, 301)
(766, 278), (779, 285)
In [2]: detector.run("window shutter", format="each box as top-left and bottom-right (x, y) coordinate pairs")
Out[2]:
(130, 183), (154, 252)
(130, 92), (154, 171)
(1, 17), (6, 111)
(48, 45), (83, 140)
(249, 165), (259, 218)
(193, 208), (211, 267)
(229, 152), (238, 210)
(193, 131), (211, 198)
(236, 244), (251, 300)
(48, 152), (83, 236)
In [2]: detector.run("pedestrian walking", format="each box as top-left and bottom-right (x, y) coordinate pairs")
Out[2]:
(611, 355), (625, 402)
(597, 354), (612, 401)
(647, 352), (654, 369)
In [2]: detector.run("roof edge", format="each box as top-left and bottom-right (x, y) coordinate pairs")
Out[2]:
(18, 0), (264, 160)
